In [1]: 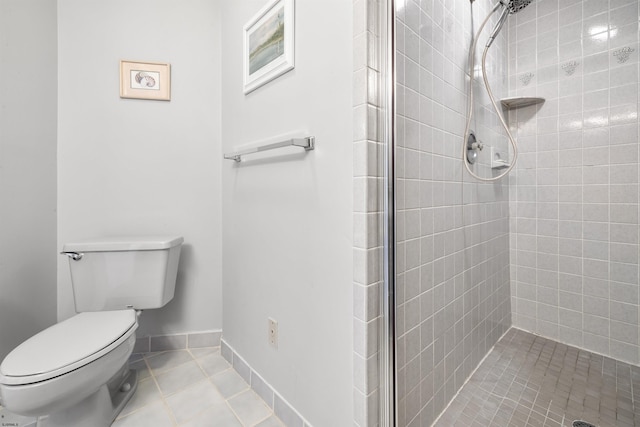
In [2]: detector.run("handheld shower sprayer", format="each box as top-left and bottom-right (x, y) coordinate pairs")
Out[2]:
(487, 0), (533, 47)
(463, 0), (534, 182)
(486, 6), (510, 47)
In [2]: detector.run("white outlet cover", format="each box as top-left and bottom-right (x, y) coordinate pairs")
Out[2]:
(268, 318), (278, 348)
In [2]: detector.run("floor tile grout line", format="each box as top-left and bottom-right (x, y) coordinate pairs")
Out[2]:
(189, 351), (274, 427)
(113, 353), (180, 425)
(225, 391), (272, 427)
(4, 346), (283, 427)
(172, 350), (226, 426)
(144, 348), (204, 376)
(430, 326), (514, 426)
(436, 328), (640, 427)
(144, 352), (181, 426)
(117, 348), (242, 426)
(220, 399), (245, 426)
(205, 369), (246, 425)
(146, 352), (205, 396)
(169, 352), (237, 424)
(189, 351), (246, 426)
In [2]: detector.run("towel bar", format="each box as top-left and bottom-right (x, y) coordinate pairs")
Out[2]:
(224, 136), (315, 162)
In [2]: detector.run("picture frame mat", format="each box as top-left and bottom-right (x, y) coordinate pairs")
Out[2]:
(120, 60), (171, 101)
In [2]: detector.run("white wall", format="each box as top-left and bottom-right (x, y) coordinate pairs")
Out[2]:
(57, 0), (222, 337)
(0, 0), (58, 361)
(220, 1), (353, 425)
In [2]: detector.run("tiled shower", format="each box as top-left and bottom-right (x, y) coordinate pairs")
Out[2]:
(395, 0), (512, 425)
(391, 0), (640, 425)
(508, 0), (640, 365)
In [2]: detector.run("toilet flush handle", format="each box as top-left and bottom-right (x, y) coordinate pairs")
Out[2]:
(61, 251), (83, 261)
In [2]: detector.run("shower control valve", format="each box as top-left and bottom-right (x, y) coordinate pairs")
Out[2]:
(466, 131), (483, 165)
(471, 142), (484, 151)
(61, 251), (83, 261)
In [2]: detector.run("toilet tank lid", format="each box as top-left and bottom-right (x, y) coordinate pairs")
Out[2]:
(63, 236), (184, 252)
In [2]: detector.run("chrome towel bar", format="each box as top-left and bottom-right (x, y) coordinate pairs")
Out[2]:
(224, 136), (315, 162)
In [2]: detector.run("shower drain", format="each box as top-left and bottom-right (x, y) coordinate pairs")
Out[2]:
(573, 421), (596, 427)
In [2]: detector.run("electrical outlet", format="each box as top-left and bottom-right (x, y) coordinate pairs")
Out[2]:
(268, 318), (278, 348)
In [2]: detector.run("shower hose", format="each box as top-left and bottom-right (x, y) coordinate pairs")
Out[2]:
(463, 2), (519, 182)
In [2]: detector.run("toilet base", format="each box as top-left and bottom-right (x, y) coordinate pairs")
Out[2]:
(44, 368), (138, 427)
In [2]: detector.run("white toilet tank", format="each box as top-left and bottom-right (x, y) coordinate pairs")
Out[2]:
(62, 236), (184, 312)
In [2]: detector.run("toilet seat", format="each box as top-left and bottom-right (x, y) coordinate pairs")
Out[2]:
(0, 310), (137, 386)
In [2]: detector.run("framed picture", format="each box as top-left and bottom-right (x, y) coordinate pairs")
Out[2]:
(120, 60), (171, 101)
(243, 0), (295, 94)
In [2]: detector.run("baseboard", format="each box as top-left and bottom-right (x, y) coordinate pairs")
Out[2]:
(221, 338), (312, 427)
(133, 329), (222, 354)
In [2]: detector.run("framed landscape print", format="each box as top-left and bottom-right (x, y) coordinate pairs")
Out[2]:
(243, 0), (295, 94)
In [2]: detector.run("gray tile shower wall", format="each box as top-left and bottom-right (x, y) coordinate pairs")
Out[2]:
(395, 1), (512, 426)
(353, 0), (385, 426)
(508, 0), (640, 365)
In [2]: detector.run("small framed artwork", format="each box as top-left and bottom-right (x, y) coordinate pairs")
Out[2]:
(243, 0), (295, 94)
(120, 60), (171, 101)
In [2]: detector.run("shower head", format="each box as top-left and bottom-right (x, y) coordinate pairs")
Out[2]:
(486, 0), (533, 47)
(506, 0), (533, 13)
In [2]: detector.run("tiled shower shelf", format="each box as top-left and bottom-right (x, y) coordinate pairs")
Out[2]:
(500, 96), (545, 109)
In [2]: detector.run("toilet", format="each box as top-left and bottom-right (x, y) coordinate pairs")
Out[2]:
(0, 236), (183, 427)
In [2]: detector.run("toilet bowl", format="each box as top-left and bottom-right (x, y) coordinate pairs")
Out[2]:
(0, 310), (138, 427)
(0, 236), (183, 427)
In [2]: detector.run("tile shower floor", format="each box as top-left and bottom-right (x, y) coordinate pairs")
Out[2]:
(113, 347), (284, 427)
(434, 328), (640, 427)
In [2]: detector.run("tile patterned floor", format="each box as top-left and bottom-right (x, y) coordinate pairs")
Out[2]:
(114, 347), (284, 427)
(0, 346), (283, 427)
(434, 328), (640, 427)
(6, 328), (640, 427)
